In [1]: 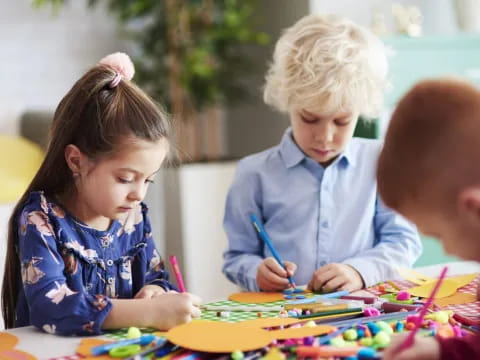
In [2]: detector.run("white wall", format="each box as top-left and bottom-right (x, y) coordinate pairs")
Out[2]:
(309, 0), (460, 35)
(163, 162), (240, 302)
(0, 1), (125, 112)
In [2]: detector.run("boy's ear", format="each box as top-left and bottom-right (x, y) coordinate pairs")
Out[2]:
(458, 187), (480, 221)
(64, 144), (86, 175)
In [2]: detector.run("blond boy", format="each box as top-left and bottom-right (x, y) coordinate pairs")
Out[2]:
(222, 14), (421, 292)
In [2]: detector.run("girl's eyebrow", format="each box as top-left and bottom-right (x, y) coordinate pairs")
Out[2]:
(118, 167), (161, 177)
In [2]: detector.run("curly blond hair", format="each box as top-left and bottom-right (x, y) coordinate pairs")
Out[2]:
(264, 14), (388, 118)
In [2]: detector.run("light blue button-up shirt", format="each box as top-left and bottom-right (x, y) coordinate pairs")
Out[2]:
(222, 128), (422, 291)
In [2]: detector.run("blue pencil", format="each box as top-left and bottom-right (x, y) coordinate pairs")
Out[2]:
(249, 213), (296, 288)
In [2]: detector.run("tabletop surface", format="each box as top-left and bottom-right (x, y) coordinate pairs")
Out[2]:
(3, 261), (480, 359)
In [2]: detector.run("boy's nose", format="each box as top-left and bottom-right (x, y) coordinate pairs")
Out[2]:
(315, 126), (334, 143)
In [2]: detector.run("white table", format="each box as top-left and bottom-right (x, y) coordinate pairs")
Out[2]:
(4, 261), (480, 359)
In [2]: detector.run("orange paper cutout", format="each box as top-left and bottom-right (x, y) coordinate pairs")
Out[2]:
(167, 319), (337, 353)
(76, 339), (113, 359)
(0, 332), (37, 360)
(228, 292), (285, 303)
(434, 291), (478, 307)
(236, 317), (300, 328)
(167, 321), (272, 352)
(0, 349), (37, 360)
(0, 333), (18, 351)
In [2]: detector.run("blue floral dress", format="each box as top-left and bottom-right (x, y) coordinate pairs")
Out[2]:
(15, 191), (175, 335)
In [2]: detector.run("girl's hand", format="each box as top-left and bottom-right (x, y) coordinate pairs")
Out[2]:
(256, 257), (297, 291)
(149, 292), (202, 330)
(134, 284), (167, 299)
(307, 263), (364, 292)
(382, 333), (441, 360)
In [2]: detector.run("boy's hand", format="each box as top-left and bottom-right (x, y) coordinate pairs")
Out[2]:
(256, 257), (297, 291)
(307, 263), (363, 292)
(134, 284), (167, 299)
(149, 292), (202, 330)
(382, 333), (441, 360)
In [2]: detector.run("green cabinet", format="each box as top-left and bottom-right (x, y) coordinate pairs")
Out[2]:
(384, 35), (480, 109)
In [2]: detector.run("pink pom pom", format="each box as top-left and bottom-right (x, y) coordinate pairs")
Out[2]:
(396, 290), (411, 301)
(99, 52), (135, 81)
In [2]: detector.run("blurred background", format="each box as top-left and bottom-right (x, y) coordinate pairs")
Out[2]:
(1, 0), (480, 315)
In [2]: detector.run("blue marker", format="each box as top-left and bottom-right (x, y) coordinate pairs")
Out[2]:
(250, 213), (296, 288)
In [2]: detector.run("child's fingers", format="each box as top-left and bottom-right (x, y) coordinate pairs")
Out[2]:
(264, 257), (288, 277)
(191, 305), (202, 318)
(284, 261), (297, 276)
(321, 275), (347, 292)
(185, 293), (202, 306)
(311, 268), (337, 291)
(263, 268), (291, 287)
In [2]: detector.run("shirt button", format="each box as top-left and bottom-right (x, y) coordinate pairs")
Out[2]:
(107, 277), (114, 284)
(102, 239), (109, 248)
(106, 259), (114, 266)
(321, 220), (329, 228)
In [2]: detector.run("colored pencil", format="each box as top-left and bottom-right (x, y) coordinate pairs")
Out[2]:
(250, 213), (296, 288)
(322, 310), (419, 328)
(294, 307), (364, 319)
(398, 266), (448, 351)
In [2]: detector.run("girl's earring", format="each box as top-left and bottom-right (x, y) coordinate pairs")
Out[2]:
(72, 172), (80, 180)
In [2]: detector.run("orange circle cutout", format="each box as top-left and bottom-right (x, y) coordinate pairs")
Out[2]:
(167, 321), (272, 352)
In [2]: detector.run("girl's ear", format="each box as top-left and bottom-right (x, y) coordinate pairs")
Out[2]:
(64, 144), (86, 175)
(458, 187), (480, 223)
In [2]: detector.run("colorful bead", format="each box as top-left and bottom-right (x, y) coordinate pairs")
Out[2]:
(303, 336), (315, 345)
(343, 329), (358, 340)
(231, 350), (244, 360)
(126, 326), (142, 339)
(373, 331), (391, 348)
(360, 337), (374, 347)
(396, 291), (411, 301)
(364, 307), (381, 317)
(376, 321), (394, 335)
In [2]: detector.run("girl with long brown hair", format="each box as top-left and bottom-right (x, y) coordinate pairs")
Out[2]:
(1, 53), (200, 335)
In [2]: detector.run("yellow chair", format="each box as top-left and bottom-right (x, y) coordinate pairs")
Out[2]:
(0, 135), (44, 203)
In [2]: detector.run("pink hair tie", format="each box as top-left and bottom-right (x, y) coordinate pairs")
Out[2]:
(109, 73), (122, 88)
(99, 52), (135, 88)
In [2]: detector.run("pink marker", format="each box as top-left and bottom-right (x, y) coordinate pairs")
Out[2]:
(399, 266), (448, 351)
(169, 255), (186, 292)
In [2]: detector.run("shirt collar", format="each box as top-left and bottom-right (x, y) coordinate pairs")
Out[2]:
(279, 128), (306, 168)
(279, 127), (356, 169)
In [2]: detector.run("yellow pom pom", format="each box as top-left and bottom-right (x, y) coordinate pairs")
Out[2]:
(126, 326), (142, 339)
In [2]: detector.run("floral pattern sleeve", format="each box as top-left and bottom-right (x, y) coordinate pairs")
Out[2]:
(17, 193), (112, 335)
